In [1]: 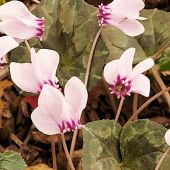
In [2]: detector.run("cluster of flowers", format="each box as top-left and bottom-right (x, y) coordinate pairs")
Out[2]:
(1, 0), (170, 148)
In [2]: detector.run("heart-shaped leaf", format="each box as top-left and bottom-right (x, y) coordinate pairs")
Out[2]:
(82, 119), (170, 170)
(0, 151), (27, 170)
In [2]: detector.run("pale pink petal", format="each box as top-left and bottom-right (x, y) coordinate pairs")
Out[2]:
(112, 0), (144, 18)
(118, 19), (144, 36)
(34, 49), (59, 84)
(64, 77), (88, 118)
(103, 59), (119, 85)
(0, 19), (40, 39)
(10, 62), (40, 93)
(129, 58), (154, 80)
(0, 1), (37, 22)
(31, 107), (60, 135)
(38, 85), (64, 123)
(118, 48), (135, 76)
(165, 129), (170, 146)
(131, 74), (150, 97)
(0, 36), (19, 58)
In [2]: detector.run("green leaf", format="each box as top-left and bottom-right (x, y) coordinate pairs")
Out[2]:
(10, 1), (170, 89)
(83, 119), (170, 170)
(0, 151), (27, 170)
(158, 47), (170, 71)
(0, 0), (6, 5)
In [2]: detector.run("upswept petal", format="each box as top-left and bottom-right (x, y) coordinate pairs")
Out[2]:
(129, 58), (154, 80)
(10, 62), (39, 93)
(103, 59), (119, 85)
(38, 85), (64, 123)
(34, 49), (59, 84)
(131, 74), (150, 97)
(112, 0), (145, 18)
(0, 1), (37, 22)
(165, 129), (170, 146)
(31, 107), (60, 135)
(117, 19), (144, 36)
(0, 19), (39, 40)
(0, 36), (19, 58)
(118, 48), (135, 76)
(64, 77), (88, 118)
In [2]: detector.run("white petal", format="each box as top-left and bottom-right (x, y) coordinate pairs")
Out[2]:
(103, 59), (119, 85)
(10, 62), (39, 93)
(131, 74), (150, 97)
(64, 77), (88, 118)
(118, 48), (135, 76)
(118, 19), (144, 36)
(165, 129), (170, 146)
(34, 49), (59, 84)
(31, 107), (61, 135)
(129, 58), (154, 80)
(38, 84), (64, 123)
(0, 36), (18, 57)
(0, 19), (39, 40)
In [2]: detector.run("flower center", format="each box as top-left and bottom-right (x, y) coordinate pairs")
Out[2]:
(109, 75), (131, 99)
(98, 3), (111, 26)
(58, 120), (83, 133)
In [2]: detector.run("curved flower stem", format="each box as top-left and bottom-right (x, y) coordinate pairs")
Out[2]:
(61, 134), (75, 170)
(69, 26), (103, 158)
(50, 135), (57, 170)
(84, 26), (103, 87)
(132, 93), (138, 120)
(155, 147), (170, 170)
(115, 98), (124, 122)
(125, 86), (170, 126)
(24, 40), (31, 53)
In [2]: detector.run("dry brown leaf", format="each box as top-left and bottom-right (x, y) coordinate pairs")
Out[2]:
(0, 80), (13, 98)
(25, 163), (53, 170)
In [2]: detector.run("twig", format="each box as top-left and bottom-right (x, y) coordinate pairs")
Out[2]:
(151, 65), (170, 109)
(61, 134), (75, 170)
(155, 147), (170, 170)
(51, 135), (57, 170)
(132, 94), (139, 120)
(115, 98), (124, 122)
(32, 0), (40, 4)
(125, 87), (170, 126)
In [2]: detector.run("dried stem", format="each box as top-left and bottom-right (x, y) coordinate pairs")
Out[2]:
(50, 135), (57, 170)
(155, 147), (170, 170)
(125, 87), (170, 126)
(132, 94), (139, 120)
(115, 98), (124, 122)
(69, 26), (103, 158)
(61, 134), (75, 170)
(151, 65), (170, 109)
(32, 0), (40, 4)
(152, 41), (170, 60)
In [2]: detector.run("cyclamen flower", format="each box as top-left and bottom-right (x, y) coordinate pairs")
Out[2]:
(31, 77), (88, 135)
(0, 1), (44, 40)
(104, 48), (154, 99)
(10, 48), (59, 93)
(0, 36), (19, 67)
(98, 0), (146, 36)
(165, 129), (170, 146)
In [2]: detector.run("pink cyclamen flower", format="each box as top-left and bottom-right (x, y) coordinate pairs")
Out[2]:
(0, 1), (44, 40)
(10, 48), (59, 93)
(0, 36), (19, 67)
(104, 48), (154, 99)
(165, 129), (170, 146)
(98, 0), (146, 36)
(31, 77), (88, 135)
